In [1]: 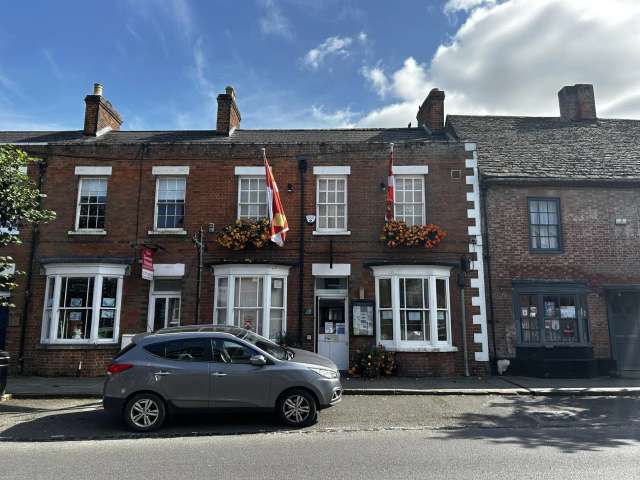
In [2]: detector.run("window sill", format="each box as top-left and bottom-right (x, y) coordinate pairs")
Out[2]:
(312, 230), (351, 236)
(148, 229), (188, 236)
(68, 230), (107, 236)
(38, 343), (119, 350)
(382, 345), (458, 353)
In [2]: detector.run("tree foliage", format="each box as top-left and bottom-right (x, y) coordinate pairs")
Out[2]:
(0, 146), (56, 307)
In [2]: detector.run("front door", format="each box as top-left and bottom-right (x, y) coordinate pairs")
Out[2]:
(317, 297), (349, 370)
(609, 291), (640, 376)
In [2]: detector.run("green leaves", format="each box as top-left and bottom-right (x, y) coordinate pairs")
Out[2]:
(0, 145), (56, 307)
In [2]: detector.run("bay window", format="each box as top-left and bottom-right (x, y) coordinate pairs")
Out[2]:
(373, 265), (453, 351)
(41, 263), (125, 344)
(213, 265), (289, 341)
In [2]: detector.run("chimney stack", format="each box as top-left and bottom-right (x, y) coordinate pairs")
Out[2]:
(416, 88), (445, 133)
(217, 85), (241, 135)
(558, 84), (596, 121)
(83, 83), (122, 136)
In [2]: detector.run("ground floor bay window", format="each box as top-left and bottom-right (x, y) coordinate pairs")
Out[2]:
(41, 263), (125, 344)
(372, 265), (454, 351)
(213, 264), (290, 341)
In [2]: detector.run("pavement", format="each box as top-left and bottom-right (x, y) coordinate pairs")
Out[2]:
(4, 374), (640, 399)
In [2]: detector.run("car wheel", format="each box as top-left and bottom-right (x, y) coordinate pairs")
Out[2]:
(124, 393), (166, 432)
(277, 389), (318, 428)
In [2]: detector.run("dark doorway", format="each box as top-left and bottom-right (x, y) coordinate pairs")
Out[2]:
(608, 291), (640, 376)
(0, 306), (8, 350)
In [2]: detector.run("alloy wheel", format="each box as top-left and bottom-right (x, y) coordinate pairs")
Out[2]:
(283, 395), (311, 424)
(130, 398), (160, 428)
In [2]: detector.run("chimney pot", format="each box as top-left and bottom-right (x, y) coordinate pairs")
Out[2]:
(416, 88), (445, 133)
(558, 84), (596, 121)
(93, 83), (103, 96)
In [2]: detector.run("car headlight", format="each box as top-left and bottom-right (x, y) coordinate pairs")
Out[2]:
(309, 367), (339, 379)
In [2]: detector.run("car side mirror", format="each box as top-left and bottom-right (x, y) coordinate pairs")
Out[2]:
(249, 354), (267, 367)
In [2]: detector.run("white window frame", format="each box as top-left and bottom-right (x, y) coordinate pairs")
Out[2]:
(212, 264), (290, 341)
(394, 175), (426, 226)
(40, 263), (126, 345)
(153, 175), (187, 233)
(74, 177), (109, 233)
(315, 175), (349, 234)
(372, 265), (455, 352)
(237, 176), (268, 221)
(147, 277), (182, 332)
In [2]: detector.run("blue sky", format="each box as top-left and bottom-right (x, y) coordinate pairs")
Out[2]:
(1, 0), (639, 131)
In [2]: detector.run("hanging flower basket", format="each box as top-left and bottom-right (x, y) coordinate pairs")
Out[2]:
(380, 220), (447, 248)
(217, 219), (271, 250)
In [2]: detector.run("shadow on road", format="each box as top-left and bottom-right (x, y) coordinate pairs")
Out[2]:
(438, 395), (640, 453)
(0, 403), (291, 441)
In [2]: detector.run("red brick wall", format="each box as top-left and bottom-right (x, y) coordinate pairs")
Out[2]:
(4, 141), (487, 376)
(485, 182), (640, 360)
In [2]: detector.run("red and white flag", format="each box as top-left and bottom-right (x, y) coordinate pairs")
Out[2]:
(385, 143), (395, 221)
(263, 149), (289, 246)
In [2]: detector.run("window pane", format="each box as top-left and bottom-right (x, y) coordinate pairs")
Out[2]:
(235, 308), (262, 333)
(165, 338), (210, 362)
(380, 310), (393, 340)
(216, 277), (228, 307)
(405, 279), (423, 308)
(168, 298), (181, 327)
(437, 311), (447, 341)
(153, 297), (167, 331)
(402, 310), (426, 341)
(436, 279), (447, 308)
(238, 177), (267, 220)
(58, 309), (92, 340)
(271, 278), (284, 307)
(269, 309), (283, 340)
(213, 339), (256, 364)
(237, 277), (260, 307)
(378, 279), (392, 308)
(215, 308), (227, 324)
(519, 294), (539, 343)
(98, 309), (115, 339)
(529, 199), (560, 250)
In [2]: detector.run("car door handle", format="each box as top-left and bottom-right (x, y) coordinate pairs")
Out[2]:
(211, 372), (227, 377)
(153, 371), (171, 376)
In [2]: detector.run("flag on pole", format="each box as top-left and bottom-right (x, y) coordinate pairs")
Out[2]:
(263, 148), (289, 246)
(385, 143), (395, 221)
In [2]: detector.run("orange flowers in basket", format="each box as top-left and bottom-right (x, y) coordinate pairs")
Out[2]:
(380, 220), (447, 248)
(217, 219), (271, 250)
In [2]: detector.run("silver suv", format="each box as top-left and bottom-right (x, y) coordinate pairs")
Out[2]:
(103, 325), (342, 431)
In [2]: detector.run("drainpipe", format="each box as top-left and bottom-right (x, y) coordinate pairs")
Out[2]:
(297, 157), (308, 347)
(18, 153), (48, 373)
(480, 177), (499, 373)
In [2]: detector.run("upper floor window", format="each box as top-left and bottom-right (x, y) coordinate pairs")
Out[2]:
(528, 198), (562, 252)
(155, 176), (186, 230)
(316, 176), (347, 232)
(238, 177), (267, 220)
(76, 178), (108, 230)
(394, 176), (425, 226)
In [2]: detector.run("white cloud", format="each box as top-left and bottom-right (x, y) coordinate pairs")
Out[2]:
(259, 0), (293, 38)
(357, 0), (640, 127)
(311, 105), (358, 128)
(357, 31), (368, 44)
(444, 0), (497, 14)
(303, 35), (353, 69)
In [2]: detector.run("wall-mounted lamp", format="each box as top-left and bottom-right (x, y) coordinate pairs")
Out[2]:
(380, 182), (387, 192)
(287, 183), (293, 192)
(305, 214), (316, 225)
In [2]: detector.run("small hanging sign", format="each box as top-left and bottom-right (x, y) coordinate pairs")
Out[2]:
(141, 247), (154, 281)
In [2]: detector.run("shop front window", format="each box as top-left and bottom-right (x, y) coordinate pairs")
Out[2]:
(41, 264), (125, 344)
(516, 287), (589, 345)
(373, 266), (452, 350)
(213, 265), (289, 341)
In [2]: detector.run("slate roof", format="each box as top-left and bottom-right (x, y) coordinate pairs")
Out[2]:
(447, 115), (640, 181)
(0, 128), (445, 146)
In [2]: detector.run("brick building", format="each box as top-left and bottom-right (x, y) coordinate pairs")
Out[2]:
(0, 84), (490, 377)
(448, 84), (640, 377)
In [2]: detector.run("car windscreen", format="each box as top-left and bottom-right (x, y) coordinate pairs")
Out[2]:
(232, 330), (290, 361)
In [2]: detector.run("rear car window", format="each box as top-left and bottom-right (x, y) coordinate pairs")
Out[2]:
(145, 338), (212, 362)
(113, 342), (136, 360)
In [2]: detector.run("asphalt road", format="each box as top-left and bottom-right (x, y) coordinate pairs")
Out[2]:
(2, 395), (640, 479)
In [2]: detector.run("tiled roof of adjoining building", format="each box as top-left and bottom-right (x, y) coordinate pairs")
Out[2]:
(447, 115), (640, 181)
